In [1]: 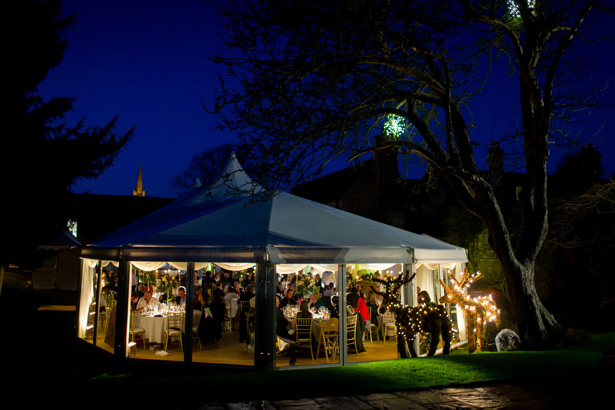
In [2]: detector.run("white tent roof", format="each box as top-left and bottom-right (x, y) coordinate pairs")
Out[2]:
(81, 153), (467, 265)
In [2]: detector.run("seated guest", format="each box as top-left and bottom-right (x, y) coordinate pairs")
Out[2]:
(224, 287), (240, 318)
(330, 295), (340, 319)
(136, 291), (159, 311)
(224, 286), (240, 301)
(366, 291), (380, 326)
(297, 300), (313, 318)
(175, 286), (187, 306)
(323, 282), (334, 298)
(279, 288), (298, 308)
(241, 284), (255, 301)
(130, 293), (141, 311)
(276, 296), (294, 341)
(308, 293), (324, 311)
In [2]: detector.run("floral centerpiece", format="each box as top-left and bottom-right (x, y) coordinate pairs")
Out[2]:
(296, 276), (319, 298)
(158, 272), (179, 303)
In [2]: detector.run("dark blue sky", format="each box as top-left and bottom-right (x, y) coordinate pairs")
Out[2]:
(38, 0), (615, 198)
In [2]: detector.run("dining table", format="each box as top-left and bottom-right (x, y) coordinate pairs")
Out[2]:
(133, 308), (202, 345)
(134, 311), (168, 344)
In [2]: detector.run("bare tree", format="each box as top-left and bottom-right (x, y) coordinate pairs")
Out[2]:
(208, 0), (613, 346)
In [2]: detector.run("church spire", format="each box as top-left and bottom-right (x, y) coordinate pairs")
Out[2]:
(133, 165), (145, 197)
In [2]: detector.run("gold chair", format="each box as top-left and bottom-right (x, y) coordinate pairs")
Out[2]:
(346, 314), (358, 356)
(295, 317), (314, 360)
(223, 300), (233, 331)
(368, 307), (379, 342)
(322, 317), (339, 362)
(164, 312), (184, 351)
(193, 310), (202, 350)
(102, 292), (116, 333)
(383, 310), (396, 344)
(130, 311), (146, 349)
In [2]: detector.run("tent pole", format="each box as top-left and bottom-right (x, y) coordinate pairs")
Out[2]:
(338, 264), (348, 366)
(114, 260), (130, 360)
(255, 261), (276, 371)
(184, 262), (195, 364)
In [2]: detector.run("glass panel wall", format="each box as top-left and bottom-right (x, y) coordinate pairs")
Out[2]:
(78, 260), (118, 354)
(275, 265), (340, 367)
(346, 264), (399, 363)
(127, 263), (185, 361)
(191, 264), (256, 366)
(78, 259), (98, 345)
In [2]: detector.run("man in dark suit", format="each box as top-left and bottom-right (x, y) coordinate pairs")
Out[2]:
(175, 286), (187, 306)
(279, 288), (298, 308)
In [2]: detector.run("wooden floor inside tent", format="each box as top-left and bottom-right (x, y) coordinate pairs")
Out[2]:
(94, 328), (401, 367)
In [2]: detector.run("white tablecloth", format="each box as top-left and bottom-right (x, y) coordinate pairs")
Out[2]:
(134, 314), (167, 344)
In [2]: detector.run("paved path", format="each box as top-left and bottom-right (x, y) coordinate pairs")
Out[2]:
(172, 347), (615, 410)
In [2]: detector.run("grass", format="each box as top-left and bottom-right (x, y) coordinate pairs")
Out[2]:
(4, 295), (613, 408)
(80, 332), (614, 406)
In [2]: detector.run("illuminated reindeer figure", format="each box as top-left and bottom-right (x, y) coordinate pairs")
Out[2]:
(439, 268), (501, 353)
(371, 271), (452, 358)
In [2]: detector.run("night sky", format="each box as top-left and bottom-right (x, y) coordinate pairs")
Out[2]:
(38, 0), (615, 199)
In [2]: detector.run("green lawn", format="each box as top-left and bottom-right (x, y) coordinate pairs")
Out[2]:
(84, 332), (614, 405)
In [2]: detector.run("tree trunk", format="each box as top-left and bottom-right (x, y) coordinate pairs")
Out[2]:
(502, 261), (559, 347)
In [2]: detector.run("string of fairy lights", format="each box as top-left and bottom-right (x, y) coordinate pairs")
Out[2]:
(439, 269), (501, 352)
(377, 274), (454, 356)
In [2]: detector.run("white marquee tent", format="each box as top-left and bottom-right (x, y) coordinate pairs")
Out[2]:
(80, 153), (467, 268)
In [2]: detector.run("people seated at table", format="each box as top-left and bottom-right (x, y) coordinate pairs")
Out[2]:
(308, 293), (324, 311)
(297, 300), (312, 318)
(276, 296), (294, 341)
(224, 286), (240, 302)
(193, 287), (203, 310)
(175, 286), (187, 307)
(130, 293), (141, 311)
(136, 291), (159, 311)
(223, 286), (240, 319)
(279, 288), (298, 308)
(366, 291), (380, 329)
(322, 282), (334, 308)
(330, 295), (340, 319)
